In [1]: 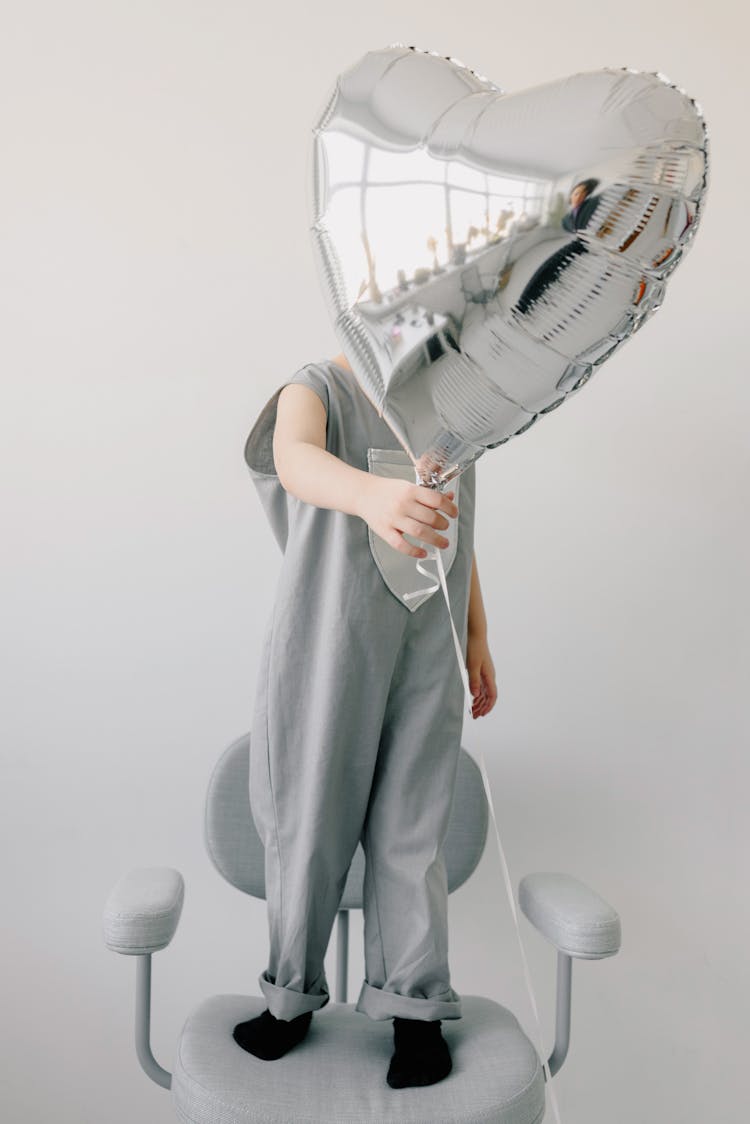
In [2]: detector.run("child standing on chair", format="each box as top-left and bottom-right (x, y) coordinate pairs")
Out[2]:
(235, 352), (497, 1088)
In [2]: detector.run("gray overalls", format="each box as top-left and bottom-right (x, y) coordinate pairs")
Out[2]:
(244, 359), (476, 1022)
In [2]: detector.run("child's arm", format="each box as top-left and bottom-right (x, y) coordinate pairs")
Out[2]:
(468, 552), (488, 639)
(467, 552), (499, 718)
(273, 383), (459, 560)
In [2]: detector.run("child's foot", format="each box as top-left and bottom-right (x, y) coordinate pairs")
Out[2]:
(386, 1016), (453, 1088)
(232, 1008), (313, 1060)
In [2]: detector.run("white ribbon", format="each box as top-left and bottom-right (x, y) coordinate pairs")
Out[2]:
(402, 552), (441, 602)
(403, 539), (564, 1124)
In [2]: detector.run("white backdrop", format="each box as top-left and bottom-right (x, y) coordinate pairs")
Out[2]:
(1, 2), (747, 1121)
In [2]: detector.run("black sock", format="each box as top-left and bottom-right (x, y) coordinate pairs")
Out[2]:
(232, 1008), (313, 1060)
(386, 1016), (453, 1088)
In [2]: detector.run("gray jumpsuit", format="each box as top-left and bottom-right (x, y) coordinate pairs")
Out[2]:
(244, 359), (476, 1023)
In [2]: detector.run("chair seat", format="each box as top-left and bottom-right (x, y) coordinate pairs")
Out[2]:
(171, 994), (545, 1124)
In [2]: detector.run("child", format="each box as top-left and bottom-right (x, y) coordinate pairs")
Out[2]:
(234, 353), (497, 1088)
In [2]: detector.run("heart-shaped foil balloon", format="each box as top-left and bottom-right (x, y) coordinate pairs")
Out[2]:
(308, 44), (709, 486)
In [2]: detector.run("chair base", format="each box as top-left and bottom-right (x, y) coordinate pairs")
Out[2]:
(172, 993), (545, 1124)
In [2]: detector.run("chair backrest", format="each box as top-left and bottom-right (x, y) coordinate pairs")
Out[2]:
(204, 734), (489, 908)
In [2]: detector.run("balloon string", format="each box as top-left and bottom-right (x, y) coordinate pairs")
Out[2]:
(402, 552), (440, 601)
(403, 543), (564, 1124)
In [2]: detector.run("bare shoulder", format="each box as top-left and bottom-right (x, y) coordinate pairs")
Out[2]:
(277, 382), (324, 408)
(275, 382), (326, 449)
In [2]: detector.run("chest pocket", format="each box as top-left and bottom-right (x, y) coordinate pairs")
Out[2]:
(365, 447), (461, 613)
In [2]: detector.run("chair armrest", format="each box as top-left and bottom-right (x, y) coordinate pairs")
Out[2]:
(518, 872), (621, 959)
(103, 867), (184, 955)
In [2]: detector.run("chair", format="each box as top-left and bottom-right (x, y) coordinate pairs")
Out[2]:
(103, 733), (621, 1123)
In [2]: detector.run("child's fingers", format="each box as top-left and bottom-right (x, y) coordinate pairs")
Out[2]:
(400, 515), (450, 550)
(472, 671), (496, 717)
(411, 507), (451, 532)
(383, 526), (428, 558)
(475, 696), (489, 718)
(471, 680), (486, 717)
(413, 485), (459, 520)
(472, 697), (488, 719)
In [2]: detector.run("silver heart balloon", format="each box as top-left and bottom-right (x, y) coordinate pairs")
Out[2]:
(308, 43), (709, 486)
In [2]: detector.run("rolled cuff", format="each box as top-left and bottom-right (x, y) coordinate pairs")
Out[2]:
(258, 970), (330, 1019)
(355, 979), (462, 1021)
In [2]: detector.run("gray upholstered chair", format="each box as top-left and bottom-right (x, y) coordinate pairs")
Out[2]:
(103, 733), (621, 1123)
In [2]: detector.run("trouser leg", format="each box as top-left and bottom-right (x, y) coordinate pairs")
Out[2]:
(355, 609), (466, 1021)
(249, 612), (400, 1020)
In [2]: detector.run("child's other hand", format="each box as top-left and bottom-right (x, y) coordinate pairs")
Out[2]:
(466, 631), (498, 719)
(357, 477), (458, 559)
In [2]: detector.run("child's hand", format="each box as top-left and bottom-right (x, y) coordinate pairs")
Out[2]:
(357, 477), (458, 559)
(466, 631), (498, 719)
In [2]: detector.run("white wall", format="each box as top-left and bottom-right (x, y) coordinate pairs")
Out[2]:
(1, 2), (746, 1121)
